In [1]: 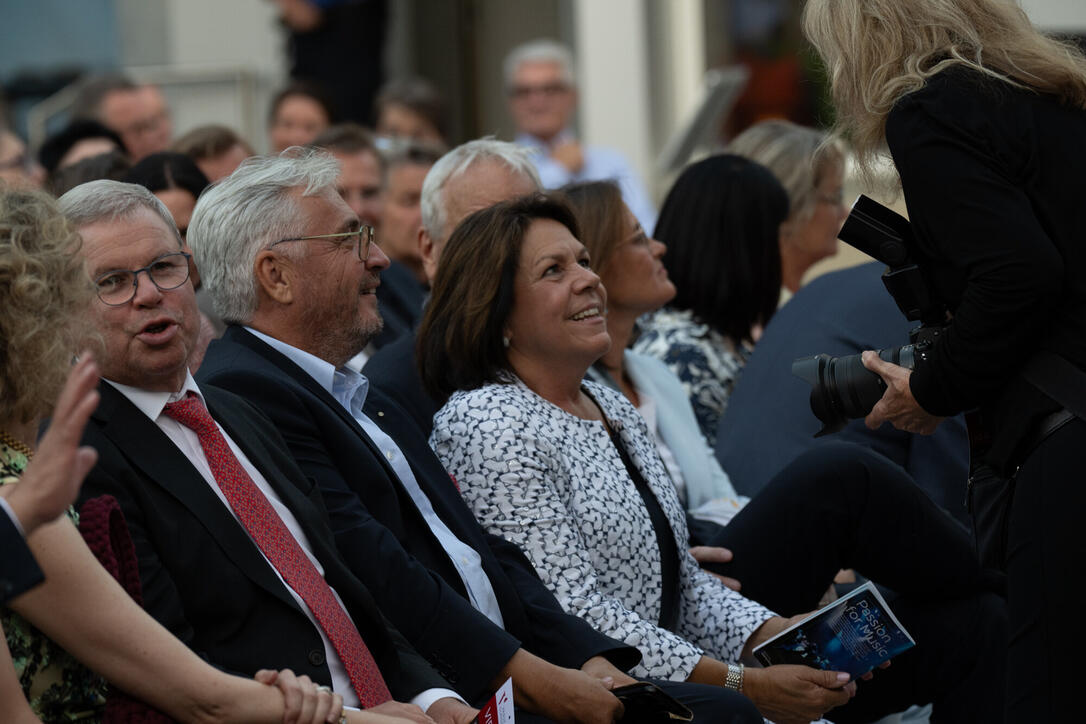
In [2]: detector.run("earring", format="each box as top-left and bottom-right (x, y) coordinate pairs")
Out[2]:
(502, 336), (511, 348)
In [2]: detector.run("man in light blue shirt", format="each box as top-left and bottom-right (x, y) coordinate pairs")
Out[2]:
(505, 39), (658, 233)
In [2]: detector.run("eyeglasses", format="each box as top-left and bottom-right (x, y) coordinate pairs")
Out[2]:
(270, 226), (375, 262)
(508, 83), (571, 99)
(94, 251), (192, 306)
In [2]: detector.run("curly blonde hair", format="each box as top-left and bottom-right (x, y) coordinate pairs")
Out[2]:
(0, 188), (94, 425)
(803, 0), (1086, 170)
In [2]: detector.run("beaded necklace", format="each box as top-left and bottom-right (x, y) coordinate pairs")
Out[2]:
(0, 428), (34, 469)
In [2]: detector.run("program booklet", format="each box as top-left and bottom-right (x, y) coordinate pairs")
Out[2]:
(752, 582), (915, 678)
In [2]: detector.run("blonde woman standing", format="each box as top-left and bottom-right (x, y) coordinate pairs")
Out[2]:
(804, 0), (1086, 719)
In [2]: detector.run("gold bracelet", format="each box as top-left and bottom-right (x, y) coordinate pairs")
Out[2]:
(723, 662), (744, 692)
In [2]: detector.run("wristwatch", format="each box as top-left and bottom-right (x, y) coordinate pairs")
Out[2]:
(724, 662), (745, 692)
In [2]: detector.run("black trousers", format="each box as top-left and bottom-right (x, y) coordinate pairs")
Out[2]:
(1004, 418), (1085, 722)
(514, 679), (761, 723)
(700, 443), (1007, 724)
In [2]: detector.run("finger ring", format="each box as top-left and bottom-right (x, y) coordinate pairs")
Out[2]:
(316, 685), (332, 693)
(339, 716), (347, 724)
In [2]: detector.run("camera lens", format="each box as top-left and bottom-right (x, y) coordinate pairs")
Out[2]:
(792, 346), (917, 436)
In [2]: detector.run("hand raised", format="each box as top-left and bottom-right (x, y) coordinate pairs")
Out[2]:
(550, 141), (585, 174)
(4, 354), (100, 534)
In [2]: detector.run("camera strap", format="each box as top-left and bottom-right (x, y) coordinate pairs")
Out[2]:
(1022, 350), (1086, 421)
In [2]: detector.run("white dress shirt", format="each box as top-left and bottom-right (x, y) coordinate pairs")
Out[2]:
(106, 374), (361, 706)
(107, 373), (462, 712)
(247, 329), (506, 629)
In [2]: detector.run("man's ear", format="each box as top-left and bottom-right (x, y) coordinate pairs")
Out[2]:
(419, 226), (439, 286)
(254, 250), (295, 305)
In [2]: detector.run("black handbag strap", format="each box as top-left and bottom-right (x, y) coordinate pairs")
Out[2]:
(1022, 351), (1086, 421)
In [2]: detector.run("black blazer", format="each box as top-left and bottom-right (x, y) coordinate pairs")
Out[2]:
(369, 261), (426, 351)
(78, 382), (447, 702)
(200, 327), (638, 700)
(885, 68), (1086, 469)
(1, 512), (42, 604)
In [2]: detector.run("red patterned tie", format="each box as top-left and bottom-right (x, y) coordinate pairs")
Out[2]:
(164, 392), (392, 707)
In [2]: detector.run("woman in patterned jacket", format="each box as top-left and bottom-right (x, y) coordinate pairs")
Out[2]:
(420, 193), (1006, 724)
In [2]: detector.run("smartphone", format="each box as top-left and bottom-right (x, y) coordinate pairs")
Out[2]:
(612, 682), (694, 722)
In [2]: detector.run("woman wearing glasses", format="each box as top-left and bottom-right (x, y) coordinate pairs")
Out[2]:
(725, 120), (847, 301)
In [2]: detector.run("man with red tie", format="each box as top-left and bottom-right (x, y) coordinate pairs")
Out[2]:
(58, 179), (477, 724)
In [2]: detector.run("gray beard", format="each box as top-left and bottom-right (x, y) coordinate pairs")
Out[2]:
(299, 305), (383, 368)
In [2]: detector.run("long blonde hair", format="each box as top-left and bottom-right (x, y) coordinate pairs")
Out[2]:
(803, 0), (1086, 168)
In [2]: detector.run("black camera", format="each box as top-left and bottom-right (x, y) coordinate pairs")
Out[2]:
(791, 195), (948, 436)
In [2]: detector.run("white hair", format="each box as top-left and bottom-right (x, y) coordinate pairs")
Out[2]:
(58, 180), (182, 245)
(726, 120), (846, 224)
(185, 146), (340, 324)
(419, 138), (541, 243)
(502, 39), (576, 90)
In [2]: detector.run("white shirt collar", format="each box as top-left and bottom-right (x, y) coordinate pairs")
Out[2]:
(105, 371), (203, 422)
(245, 327), (369, 417)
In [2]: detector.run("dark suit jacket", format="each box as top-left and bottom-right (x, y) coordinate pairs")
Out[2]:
(78, 382), (447, 701)
(1, 511), (42, 604)
(362, 331), (438, 437)
(200, 327), (638, 701)
(716, 262), (970, 524)
(370, 261), (426, 351)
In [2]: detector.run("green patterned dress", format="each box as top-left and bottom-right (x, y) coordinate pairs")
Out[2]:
(2, 440), (107, 721)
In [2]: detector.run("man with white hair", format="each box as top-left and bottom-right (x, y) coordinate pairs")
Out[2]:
(504, 39), (657, 232)
(196, 146), (761, 723)
(363, 138), (541, 434)
(62, 178), (474, 723)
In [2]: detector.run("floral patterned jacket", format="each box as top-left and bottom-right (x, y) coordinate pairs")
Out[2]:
(633, 308), (750, 445)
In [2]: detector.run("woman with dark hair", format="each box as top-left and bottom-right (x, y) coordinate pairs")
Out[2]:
(171, 124), (254, 183)
(422, 193), (1006, 724)
(375, 78), (448, 147)
(268, 82), (335, 153)
(634, 155), (788, 443)
(123, 151), (209, 241)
